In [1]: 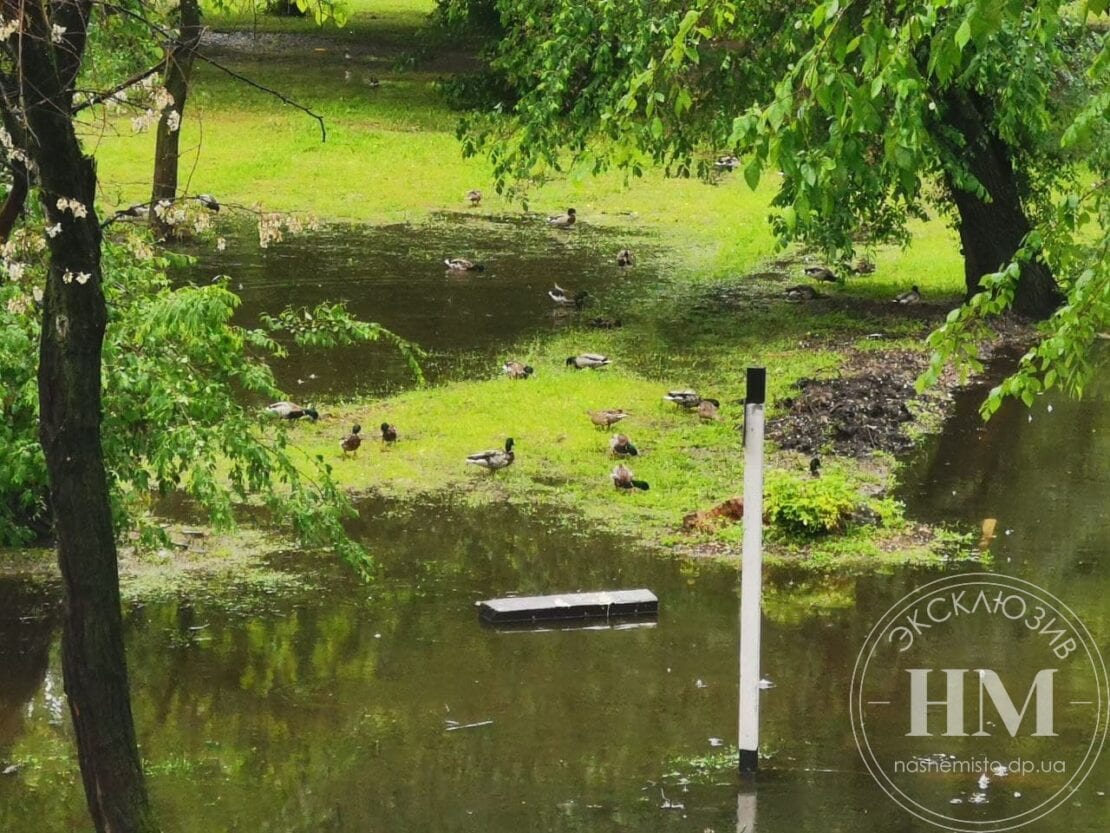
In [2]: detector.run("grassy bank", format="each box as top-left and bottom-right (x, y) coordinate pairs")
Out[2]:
(81, 0), (985, 568)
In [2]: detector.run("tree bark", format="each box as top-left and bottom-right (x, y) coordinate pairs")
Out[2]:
(940, 92), (1063, 319)
(0, 157), (29, 244)
(2, 2), (159, 831)
(150, 0), (202, 235)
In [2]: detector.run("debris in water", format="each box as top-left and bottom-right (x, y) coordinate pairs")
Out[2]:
(969, 792), (989, 805)
(1014, 792), (1022, 798)
(978, 773), (990, 791)
(445, 720), (493, 732)
(708, 737), (724, 747)
(758, 678), (775, 689)
(659, 789), (685, 811)
(695, 679), (708, 689)
(950, 798), (963, 805)
(2, 763), (21, 776)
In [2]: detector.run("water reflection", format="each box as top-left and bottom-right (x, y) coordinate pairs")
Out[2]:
(170, 215), (656, 397)
(1, 377), (1107, 831)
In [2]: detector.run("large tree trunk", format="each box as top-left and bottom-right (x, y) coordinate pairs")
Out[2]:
(4, 3), (159, 831)
(941, 93), (1063, 319)
(150, 0), (202, 235)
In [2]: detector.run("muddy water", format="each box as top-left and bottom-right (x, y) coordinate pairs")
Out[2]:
(170, 215), (654, 397)
(2, 372), (1107, 833)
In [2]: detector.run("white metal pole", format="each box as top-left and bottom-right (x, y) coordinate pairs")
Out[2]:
(739, 367), (766, 774)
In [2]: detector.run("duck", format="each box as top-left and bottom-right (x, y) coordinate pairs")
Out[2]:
(784, 284), (822, 302)
(804, 265), (839, 282)
(610, 434), (638, 457)
(466, 189), (482, 207)
(714, 155), (740, 171)
(340, 424), (362, 457)
(444, 257), (485, 272)
(566, 353), (611, 370)
(548, 283), (589, 307)
(617, 248), (635, 268)
(697, 399), (720, 421)
(893, 285), (921, 305)
(810, 456), (822, 477)
(853, 257), (876, 275)
(611, 463), (650, 491)
(548, 207), (576, 228)
(588, 409), (628, 428)
(467, 437), (515, 473)
(267, 401), (319, 421)
(663, 390), (719, 409)
(195, 194), (220, 213)
(502, 361), (534, 379)
(380, 422), (398, 444)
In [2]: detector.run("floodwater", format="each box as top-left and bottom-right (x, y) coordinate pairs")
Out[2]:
(1, 384), (1106, 831)
(1, 227), (1107, 831)
(169, 215), (655, 396)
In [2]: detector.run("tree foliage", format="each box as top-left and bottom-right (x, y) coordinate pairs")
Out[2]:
(1, 220), (419, 570)
(448, 0), (1108, 410)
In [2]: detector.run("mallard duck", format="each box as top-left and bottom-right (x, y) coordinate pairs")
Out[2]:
(610, 434), (638, 457)
(893, 285), (921, 305)
(502, 361), (534, 379)
(611, 463), (650, 491)
(566, 353), (611, 369)
(663, 391), (718, 409)
(267, 401), (319, 421)
(380, 422), (398, 444)
(715, 155), (740, 171)
(340, 424), (362, 457)
(810, 456), (822, 477)
(467, 438), (515, 472)
(853, 257), (876, 275)
(445, 257), (485, 272)
(804, 265), (839, 282)
(367, 77), (381, 89)
(548, 207), (576, 228)
(548, 283), (589, 307)
(195, 194), (220, 213)
(589, 409), (628, 428)
(697, 399), (720, 421)
(784, 284), (822, 302)
(617, 248), (635, 268)
(466, 189), (482, 207)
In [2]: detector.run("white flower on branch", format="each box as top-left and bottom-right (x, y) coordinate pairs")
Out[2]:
(46, 223), (62, 238)
(55, 197), (88, 218)
(166, 110), (181, 132)
(51, 24), (66, 44)
(0, 19), (18, 42)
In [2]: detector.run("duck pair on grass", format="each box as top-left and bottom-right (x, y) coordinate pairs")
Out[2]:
(465, 437), (647, 492)
(339, 423), (398, 457)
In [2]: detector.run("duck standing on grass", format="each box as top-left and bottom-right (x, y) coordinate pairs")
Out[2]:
(663, 390), (718, 409)
(267, 401), (319, 421)
(548, 207), (576, 228)
(380, 423), (398, 447)
(444, 258), (485, 272)
(566, 353), (611, 370)
(810, 456), (822, 478)
(467, 438), (515, 473)
(893, 285), (921, 305)
(610, 434), (638, 457)
(784, 284), (822, 302)
(340, 424), (362, 458)
(804, 265), (839, 282)
(698, 399), (720, 421)
(588, 409), (628, 429)
(617, 248), (635, 268)
(611, 464), (650, 491)
(467, 189), (482, 207)
(502, 361), (534, 379)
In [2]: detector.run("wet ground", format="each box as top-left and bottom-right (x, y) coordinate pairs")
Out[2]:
(170, 214), (654, 397)
(1, 379), (1106, 832)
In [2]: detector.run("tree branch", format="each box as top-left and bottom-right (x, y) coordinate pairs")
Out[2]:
(193, 51), (327, 142)
(72, 60), (167, 114)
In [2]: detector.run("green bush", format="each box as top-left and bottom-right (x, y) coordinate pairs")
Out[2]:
(765, 470), (862, 537)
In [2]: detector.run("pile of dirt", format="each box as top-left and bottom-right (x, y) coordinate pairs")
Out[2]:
(769, 351), (928, 456)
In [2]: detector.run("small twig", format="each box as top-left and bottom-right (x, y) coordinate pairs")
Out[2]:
(72, 60), (167, 114)
(193, 51), (327, 142)
(444, 720), (493, 732)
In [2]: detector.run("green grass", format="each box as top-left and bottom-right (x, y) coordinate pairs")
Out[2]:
(82, 0), (982, 568)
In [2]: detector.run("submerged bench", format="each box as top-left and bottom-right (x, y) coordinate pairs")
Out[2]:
(477, 589), (658, 625)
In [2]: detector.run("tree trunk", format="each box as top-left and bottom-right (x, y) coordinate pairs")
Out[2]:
(4, 3), (160, 830)
(940, 93), (1063, 319)
(150, 0), (202, 235)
